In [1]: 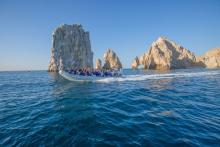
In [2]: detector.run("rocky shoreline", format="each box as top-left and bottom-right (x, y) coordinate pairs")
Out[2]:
(48, 24), (220, 72)
(132, 37), (220, 70)
(48, 24), (122, 72)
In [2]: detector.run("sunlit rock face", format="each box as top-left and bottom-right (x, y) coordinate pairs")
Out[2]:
(95, 59), (102, 70)
(196, 48), (220, 68)
(103, 49), (122, 70)
(136, 37), (196, 70)
(131, 56), (140, 69)
(48, 24), (93, 72)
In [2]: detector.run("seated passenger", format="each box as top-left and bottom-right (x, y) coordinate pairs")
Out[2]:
(86, 71), (92, 76)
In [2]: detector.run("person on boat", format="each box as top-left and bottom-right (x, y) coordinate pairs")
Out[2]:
(68, 67), (122, 77)
(103, 70), (110, 77)
(92, 69), (100, 76)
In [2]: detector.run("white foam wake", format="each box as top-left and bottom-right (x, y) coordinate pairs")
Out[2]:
(96, 70), (220, 83)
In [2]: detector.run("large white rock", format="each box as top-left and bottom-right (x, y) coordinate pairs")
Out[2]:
(103, 49), (122, 70)
(136, 37), (196, 70)
(196, 48), (220, 68)
(48, 24), (93, 72)
(95, 59), (102, 70)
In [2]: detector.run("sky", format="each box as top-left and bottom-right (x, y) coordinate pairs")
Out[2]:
(0, 0), (220, 71)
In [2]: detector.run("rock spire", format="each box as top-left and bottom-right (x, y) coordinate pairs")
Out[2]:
(103, 49), (122, 70)
(48, 24), (93, 72)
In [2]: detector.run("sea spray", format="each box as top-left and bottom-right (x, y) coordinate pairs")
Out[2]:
(96, 70), (220, 83)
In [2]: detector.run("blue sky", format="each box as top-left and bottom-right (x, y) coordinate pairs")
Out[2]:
(0, 0), (220, 71)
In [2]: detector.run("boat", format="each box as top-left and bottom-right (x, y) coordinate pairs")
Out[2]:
(59, 70), (122, 82)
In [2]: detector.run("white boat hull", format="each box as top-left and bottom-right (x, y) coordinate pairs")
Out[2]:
(59, 70), (121, 82)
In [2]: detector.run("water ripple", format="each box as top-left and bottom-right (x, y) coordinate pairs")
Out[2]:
(0, 69), (220, 146)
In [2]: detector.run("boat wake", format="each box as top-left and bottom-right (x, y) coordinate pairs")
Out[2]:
(96, 70), (220, 83)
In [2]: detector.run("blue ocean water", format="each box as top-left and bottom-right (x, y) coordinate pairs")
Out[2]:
(0, 68), (220, 146)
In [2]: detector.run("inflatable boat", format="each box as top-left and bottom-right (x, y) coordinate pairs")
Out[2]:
(59, 70), (122, 82)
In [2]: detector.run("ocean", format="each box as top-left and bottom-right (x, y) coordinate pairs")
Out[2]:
(0, 68), (220, 146)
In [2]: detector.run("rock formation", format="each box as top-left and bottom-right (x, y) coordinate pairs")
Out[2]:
(48, 24), (93, 72)
(135, 37), (196, 70)
(95, 59), (102, 70)
(103, 49), (122, 70)
(196, 48), (220, 68)
(131, 56), (140, 69)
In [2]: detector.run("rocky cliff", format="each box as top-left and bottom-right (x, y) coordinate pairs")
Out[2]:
(196, 48), (220, 68)
(95, 59), (102, 70)
(131, 56), (140, 69)
(48, 24), (93, 72)
(103, 49), (122, 70)
(134, 37), (196, 70)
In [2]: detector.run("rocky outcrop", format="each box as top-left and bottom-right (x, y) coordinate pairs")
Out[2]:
(196, 48), (220, 68)
(95, 59), (102, 70)
(135, 37), (196, 70)
(103, 49), (122, 70)
(195, 56), (206, 67)
(131, 56), (140, 69)
(48, 24), (93, 72)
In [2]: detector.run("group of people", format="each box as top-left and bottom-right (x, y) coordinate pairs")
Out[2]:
(68, 68), (122, 77)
